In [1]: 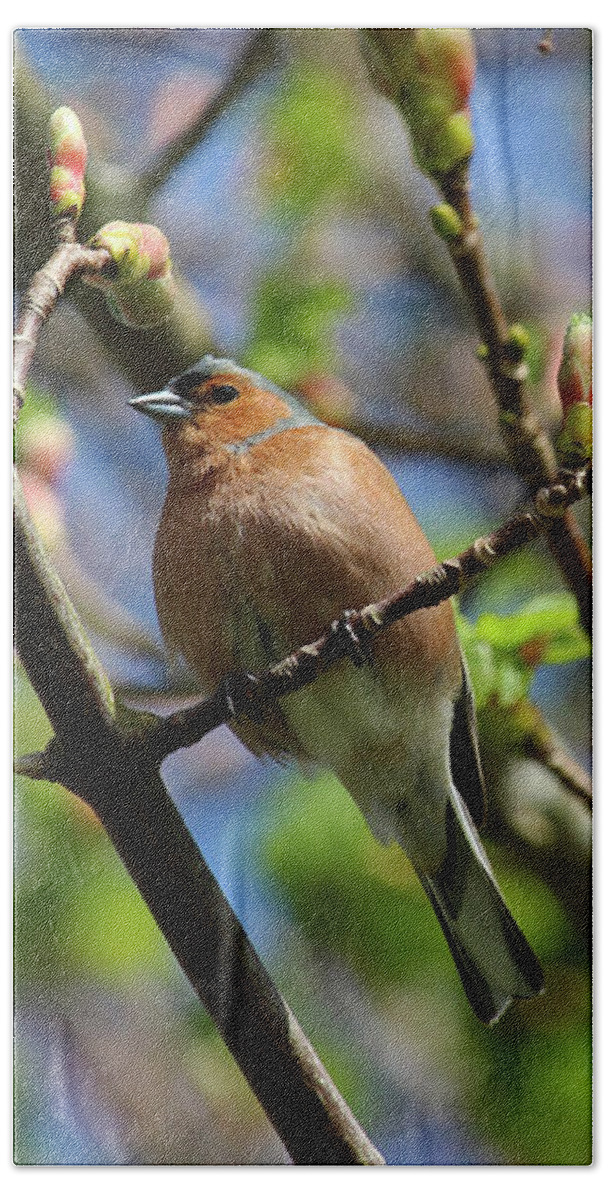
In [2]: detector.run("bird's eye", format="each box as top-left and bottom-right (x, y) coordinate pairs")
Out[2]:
(209, 384), (239, 405)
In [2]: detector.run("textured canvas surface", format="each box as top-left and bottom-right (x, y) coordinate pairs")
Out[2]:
(14, 28), (591, 1166)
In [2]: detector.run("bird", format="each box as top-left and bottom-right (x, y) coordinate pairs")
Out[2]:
(129, 355), (544, 1024)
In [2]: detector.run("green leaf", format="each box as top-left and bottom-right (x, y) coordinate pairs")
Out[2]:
(475, 593), (585, 652)
(541, 628), (591, 665)
(462, 638), (500, 709)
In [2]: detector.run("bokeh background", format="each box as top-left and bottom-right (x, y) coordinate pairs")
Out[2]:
(14, 28), (592, 1165)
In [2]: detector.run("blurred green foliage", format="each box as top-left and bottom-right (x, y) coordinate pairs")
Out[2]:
(468, 992), (591, 1164)
(243, 66), (364, 389)
(261, 66), (363, 225)
(245, 274), (351, 386)
(261, 763), (591, 1164)
(264, 773), (439, 988)
(14, 384), (62, 461)
(457, 592), (590, 712)
(14, 666), (174, 991)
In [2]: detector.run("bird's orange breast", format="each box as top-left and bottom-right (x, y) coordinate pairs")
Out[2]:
(153, 424), (461, 708)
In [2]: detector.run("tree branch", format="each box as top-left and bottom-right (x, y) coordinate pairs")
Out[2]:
(14, 49), (217, 393)
(15, 485), (384, 1165)
(140, 465), (590, 763)
(13, 241), (109, 423)
(438, 169), (559, 489)
(435, 164), (592, 634)
(138, 30), (277, 200)
(335, 416), (507, 467)
(14, 222), (385, 1164)
(528, 735), (592, 807)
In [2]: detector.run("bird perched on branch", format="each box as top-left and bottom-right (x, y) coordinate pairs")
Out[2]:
(130, 356), (543, 1024)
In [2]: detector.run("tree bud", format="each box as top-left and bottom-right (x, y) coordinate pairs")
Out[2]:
(429, 202), (463, 241)
(84, 222), (176, 328)
(361, 28), (476, 177)
(47, 106), (87, 220)
(557, 312), (592, 413)
(505, 324), (531, 363)
(556, 403), (592, 464)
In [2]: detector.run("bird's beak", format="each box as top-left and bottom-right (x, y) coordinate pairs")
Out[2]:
(128, 388), (191, 422)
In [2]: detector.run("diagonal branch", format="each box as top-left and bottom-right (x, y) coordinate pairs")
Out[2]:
(332, 415), (507, 467)
(137, 30), (277, 200)
(13, 241), (109, 423)
(15, 482), (385, 1165)
(13, 225), (385, 1164)
(139, 465), (590, 763)
(436, 164), (592, 634)
(530, 737), (592, 807)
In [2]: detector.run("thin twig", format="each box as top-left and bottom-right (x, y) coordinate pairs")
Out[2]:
(14, 50), (218, 393)
(436, 164), (592, 633)
(140, 466), (590, 763)
(528, 736), (592, 807)
(138, 30), (276, 200)
(13, 242), (109, 424)
(336, 416), (507, 467)
(438, 169), (559, 490)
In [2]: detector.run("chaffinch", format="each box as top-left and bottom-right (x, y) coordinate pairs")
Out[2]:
(130, 355), (543, 1023)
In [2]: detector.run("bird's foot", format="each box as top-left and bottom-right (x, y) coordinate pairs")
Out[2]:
(329, 609), (373, 668)
(219, 670), (265, 723)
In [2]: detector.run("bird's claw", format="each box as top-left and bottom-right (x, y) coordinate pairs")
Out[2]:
(220, 670), (264, 722)
(329, 609), (372, 668)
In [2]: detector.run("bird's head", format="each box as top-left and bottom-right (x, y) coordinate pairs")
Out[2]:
(129, 356), (304, 474)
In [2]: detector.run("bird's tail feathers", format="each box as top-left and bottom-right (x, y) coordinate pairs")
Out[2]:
(416, 790), (544, 1025)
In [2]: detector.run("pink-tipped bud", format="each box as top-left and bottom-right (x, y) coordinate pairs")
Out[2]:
(85, 221), (171, 285)
(361, 28), (476, 177)
(557, 312), (592, 413)
(47, 106), (87, 220)
(84, 222), (176, 328)
(414, 29), (476, 112)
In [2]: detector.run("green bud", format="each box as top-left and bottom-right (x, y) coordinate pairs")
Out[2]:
(105, 275), (177, 329)
(431, 110), (474, 173)
(505, 323), (531, 363)
(361, 29), (476, 180)
(84, 222), (176, 328)
(556, 402), (592, 464)
(429, 203), (463, 241)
